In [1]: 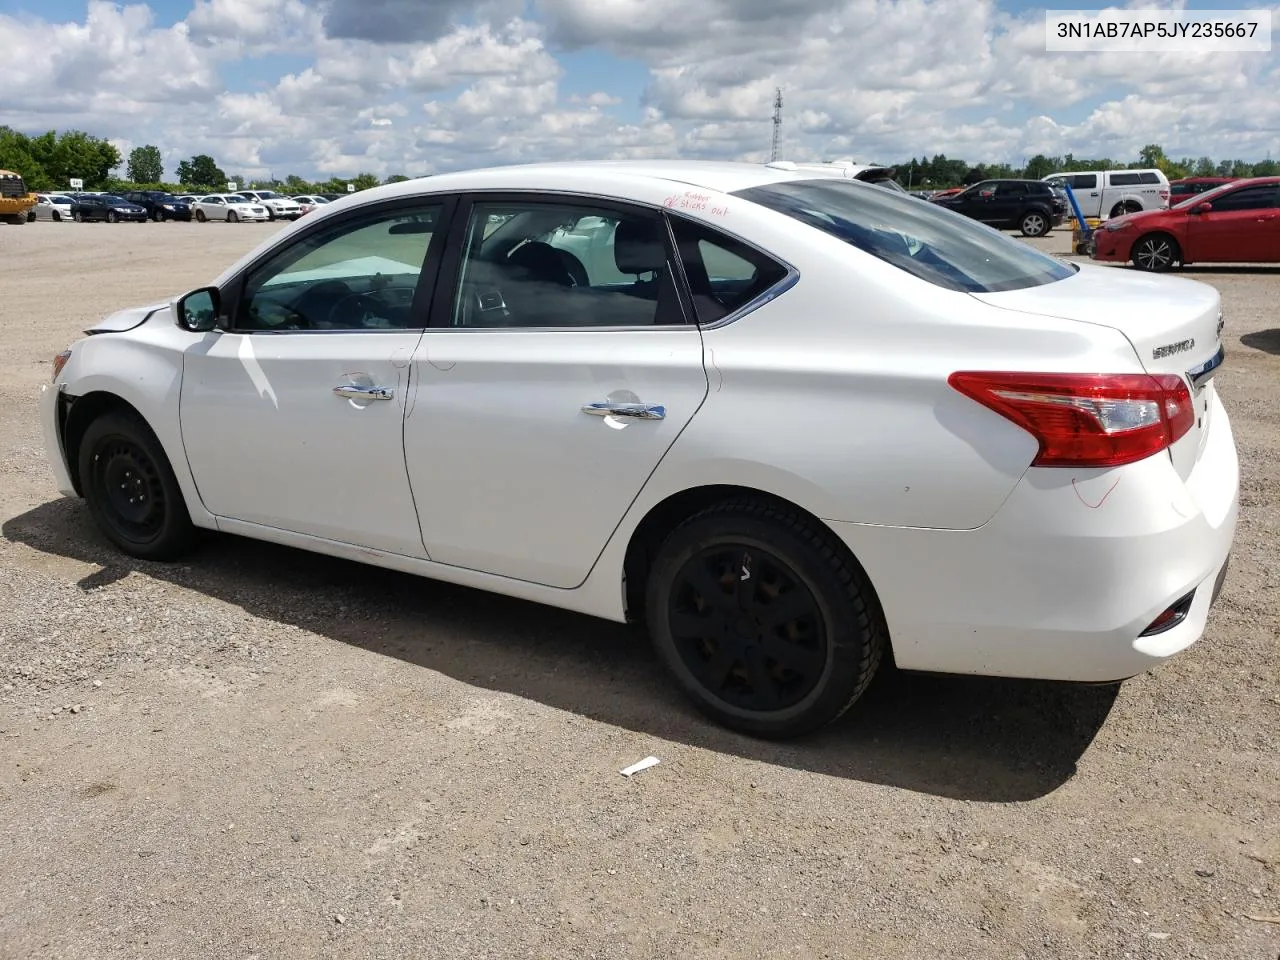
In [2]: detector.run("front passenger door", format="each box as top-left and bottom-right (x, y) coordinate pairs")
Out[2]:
(1187, 185), (1280, 262)
(180, 200), (451, 556)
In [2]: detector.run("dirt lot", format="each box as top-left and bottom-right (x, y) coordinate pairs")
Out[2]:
(1, 219), (1277, 960)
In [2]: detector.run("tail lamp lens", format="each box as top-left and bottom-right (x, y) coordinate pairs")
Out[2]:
(948, 371), (1194, 467)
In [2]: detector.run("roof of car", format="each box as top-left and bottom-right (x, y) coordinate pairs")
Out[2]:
(360, 160), (871, 203)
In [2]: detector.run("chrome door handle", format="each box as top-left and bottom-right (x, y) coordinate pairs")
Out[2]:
(333, 384), (394, 401)
(581, 401), (666, 421)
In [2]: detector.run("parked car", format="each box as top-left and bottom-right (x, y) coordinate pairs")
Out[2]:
(291, 195), (330, 215)
(39, 160), (1237, 738)
(1169, 177), (1236, 200)
(930, 179), (1064, 236)
(29, 193), (77, 222)
(70, 194), (148, 222)
(236, 190), (302, 220)
(1042, 169), (1170, 219)
(766, 159), (908, 193)
(1089, 176), (1280, 271)
(192, 194), (270, 223)
(121, 191), (193, 222)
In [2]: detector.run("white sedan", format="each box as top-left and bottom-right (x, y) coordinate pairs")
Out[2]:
(192, 194), (270, 223)
(30, 193), (77, 222)
(291, 195), (330, 215)
(39, 160), (1239, 738)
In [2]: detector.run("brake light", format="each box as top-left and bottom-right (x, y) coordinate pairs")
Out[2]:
(948, 371), (1194, 467)
(52, 349), (71, 382)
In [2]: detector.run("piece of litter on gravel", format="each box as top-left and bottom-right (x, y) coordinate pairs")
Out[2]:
(1243, 914), (1280, 924)
(619, 756), (660, 777)
(1147, 932), (1170, 940)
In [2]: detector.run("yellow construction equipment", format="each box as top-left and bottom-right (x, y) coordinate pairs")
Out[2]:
(0, 169), (37, 225)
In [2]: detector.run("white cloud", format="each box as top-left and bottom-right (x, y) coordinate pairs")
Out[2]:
(0, 0), (1275, 184)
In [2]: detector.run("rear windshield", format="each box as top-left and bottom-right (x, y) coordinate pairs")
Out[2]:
(733, 178), (1076, 293)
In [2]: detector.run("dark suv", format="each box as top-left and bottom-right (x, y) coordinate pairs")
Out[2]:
(930, 179), (1065, 237)
(121, 191), (192, 221)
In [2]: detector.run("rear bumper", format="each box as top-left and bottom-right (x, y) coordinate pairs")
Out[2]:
(829, 390), (1239, 682)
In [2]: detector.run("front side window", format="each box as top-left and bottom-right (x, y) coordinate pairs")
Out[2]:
(735, 178), (1076, 293)
(1206, 186), (1278, 212)
(1071, 174), (1098, 189)
(237, 204), (441, 332)
(450, 201), (685, 328)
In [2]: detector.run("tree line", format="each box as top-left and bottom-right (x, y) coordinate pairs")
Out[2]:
(0, 127), (407, 194)
(889, 143), (1278, 189)
(3, 127), (1276, 195)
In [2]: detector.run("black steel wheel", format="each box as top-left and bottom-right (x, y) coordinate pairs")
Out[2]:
(647, 499), (886, 739)
(79, 410), (196, 561)
(1132, 233), (1179, 272)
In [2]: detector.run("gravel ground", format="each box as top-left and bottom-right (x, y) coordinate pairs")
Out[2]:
(1, 220), (1277, 960)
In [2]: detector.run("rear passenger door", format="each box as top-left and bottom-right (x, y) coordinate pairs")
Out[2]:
(990, 182), (1028, 227)
(404, 195), (710, 589)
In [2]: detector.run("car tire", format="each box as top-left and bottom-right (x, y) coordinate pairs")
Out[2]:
(52, 211), (61, 222)
(78, 410), (197, 562)
(27, 210), (36, 222)
(195, 209), (206, 222)
(1019, 210), (1050, 237)
(107, 211), (118, 223)
(266, 209), (275, 221)
(1132, 233), (1180, 272)
(645, 499), (886, 739)
(227, 211), (238, 223)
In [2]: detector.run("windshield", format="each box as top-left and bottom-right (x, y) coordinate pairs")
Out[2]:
(101, 195), (128, 204)
(254, 191), (280, 199)
(226, 196), (248, 203)
(735, 178), (1075, 293)
(52, 196), (72, 204)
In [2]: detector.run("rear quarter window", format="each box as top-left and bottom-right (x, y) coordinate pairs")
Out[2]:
(1109, 173), (1142, 186)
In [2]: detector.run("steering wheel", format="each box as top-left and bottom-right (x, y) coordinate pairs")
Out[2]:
(327, 292), (386, 329)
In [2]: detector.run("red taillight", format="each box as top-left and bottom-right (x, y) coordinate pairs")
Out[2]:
(948, 371), (1194, 467)
(52, 349), (71, 382)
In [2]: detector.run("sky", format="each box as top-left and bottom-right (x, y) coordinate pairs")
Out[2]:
(0, 0), (1276, 182)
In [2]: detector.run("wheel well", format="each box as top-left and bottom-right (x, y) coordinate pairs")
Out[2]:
(621, 485), (880, 625)
(61, 392), (147, 496)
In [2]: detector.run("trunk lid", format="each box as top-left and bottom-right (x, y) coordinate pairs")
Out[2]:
(971, 264), (1224, 481)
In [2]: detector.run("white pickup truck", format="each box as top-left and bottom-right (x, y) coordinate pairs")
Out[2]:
(236, 190), (302, 221)
(1042, 169), (1170, 219)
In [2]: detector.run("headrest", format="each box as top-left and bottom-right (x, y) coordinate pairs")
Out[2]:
(613, 219), (666, 275)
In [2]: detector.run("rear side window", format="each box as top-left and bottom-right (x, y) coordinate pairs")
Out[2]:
(734, 178), (1075, 294)
(1138, 172), (1161, 184)
(1109, 173), (1141, 186)
(1070, 174), (1098, 189)
(669, 217), (788, 325)
(995, 183), (1028, 197)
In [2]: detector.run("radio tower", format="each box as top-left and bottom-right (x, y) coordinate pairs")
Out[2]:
(769, 87), (783, 162)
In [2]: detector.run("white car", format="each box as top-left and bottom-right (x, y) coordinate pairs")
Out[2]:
(237, 190), (302, 220)
(39, 160), (1238, 738)
(192, 194), (270, 223)
(291, 195), (330, 215)
(1043, 168), (1171, 219)
(30, 194), (76, 222)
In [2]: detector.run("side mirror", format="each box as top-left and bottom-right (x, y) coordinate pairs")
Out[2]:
(1193, 202), (1212, 214)
(175, 287), (222, 332)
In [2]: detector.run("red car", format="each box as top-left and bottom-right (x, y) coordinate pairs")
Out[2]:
(1089, 176), (1280, 271)
(1169, 176), (1235, 200)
